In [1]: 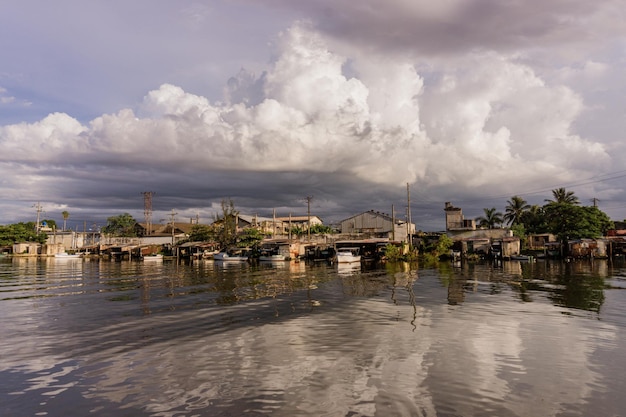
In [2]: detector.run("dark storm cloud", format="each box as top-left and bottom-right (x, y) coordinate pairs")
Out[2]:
(1, 1), (625, 229)
(255, 0), (624, 55)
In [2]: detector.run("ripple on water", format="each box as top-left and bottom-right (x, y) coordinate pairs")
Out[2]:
(2, 258), (626, 416)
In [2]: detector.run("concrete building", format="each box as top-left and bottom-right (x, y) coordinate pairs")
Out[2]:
(444, 202), (476, 233)
(339, 210), (414, 243)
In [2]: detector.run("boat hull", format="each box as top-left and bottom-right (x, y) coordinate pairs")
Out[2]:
(336, 255), (361, 263)
(55, 253), (82, 259)
(213, 252), (248, 262)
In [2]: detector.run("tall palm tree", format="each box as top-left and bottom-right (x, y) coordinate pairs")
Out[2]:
(476, 207), (504, 229)
(61, 211), (70, 231)
(545, 188), (579, 205)
(504, 196), (530, 226)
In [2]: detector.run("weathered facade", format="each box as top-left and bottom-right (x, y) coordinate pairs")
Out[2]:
(444, 202), (476, 233)
(12, 242), (40, 255)
(444, 202), (520, 259)
(275, 215), (323, 229)
(527, 233), (557, 250)
(568, 239), (609, 258)
(339, 210), (414, 242)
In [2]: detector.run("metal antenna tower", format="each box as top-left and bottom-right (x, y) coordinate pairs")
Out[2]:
(141, 192), (155, 235)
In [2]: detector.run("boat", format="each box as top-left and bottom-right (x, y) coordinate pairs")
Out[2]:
(335, 247), (361, 263)
(258, 248), (290, 262)
(510, 254), (532, 261)
(143, 254), (163, 261)
(55, 252), (82, 259)
(213, 251), (249, 262)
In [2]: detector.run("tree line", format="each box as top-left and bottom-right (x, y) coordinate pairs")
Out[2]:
(474, 188), (614, 245)
(0, 190), (618, 249)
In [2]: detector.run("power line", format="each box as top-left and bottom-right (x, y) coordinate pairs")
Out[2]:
(426, 170), (626, 206)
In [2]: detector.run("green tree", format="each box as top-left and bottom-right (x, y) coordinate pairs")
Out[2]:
(188, 224), (215, 242)
(213, 199), (239, 248)
(435, 234), (454, 257)
(101, 213), (138, 237)
(0, 222), (47, 245)
(579, 206), (613, 237)
(476, 207), (503, 229)
(237, 228), (264, 248)
(510, 223), (528, 249)
(519, 204), (547, 234)
(309, 224), (333, 234)
(543, 204), (613, 243)
(61, 211), (70, 231)
(289, 226), (306, 238)
(504, 196), (530, 226)
(383, 244), (404, 261)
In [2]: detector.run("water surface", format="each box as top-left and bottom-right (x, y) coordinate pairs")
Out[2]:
(1, 257), (625, 416)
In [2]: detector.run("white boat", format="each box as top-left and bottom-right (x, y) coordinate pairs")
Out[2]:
(258, 248), (290, 262)
(335, 247), (361, 263)
(143, 254), (163, 261)
(213, 252), (249, 262)
(55, 252), (82, 259)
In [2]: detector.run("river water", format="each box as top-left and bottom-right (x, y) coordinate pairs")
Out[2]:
(1, 256), (625, 417)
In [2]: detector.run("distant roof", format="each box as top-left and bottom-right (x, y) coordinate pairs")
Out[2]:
(275, 215), (322, 222)
(138, 221), (200, 234)
(339, 210), (394, 223)
(238, 214), (277, 224)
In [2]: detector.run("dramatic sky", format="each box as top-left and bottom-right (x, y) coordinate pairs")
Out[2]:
(1, 0), (625, 231)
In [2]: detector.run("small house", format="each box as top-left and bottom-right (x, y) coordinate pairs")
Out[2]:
(12, 242), (40, 255)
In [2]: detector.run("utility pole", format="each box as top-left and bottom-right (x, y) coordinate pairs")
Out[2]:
(169, 209), (177, 246)
(304, 196), (313, 242)
(33, 202), (43, 233)
(391, 204), (395, 241)
(406, 183), (412, 246)
(141, 191), (155, 235)
(272, 208), (276, 237)
(590, 197), (600, 207)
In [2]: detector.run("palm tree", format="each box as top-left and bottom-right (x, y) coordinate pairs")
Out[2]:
(61, 211), (70, 231)
(504, 196), (530, 226)
(476, 207), (504, 229)
(545, 188), (579, 205)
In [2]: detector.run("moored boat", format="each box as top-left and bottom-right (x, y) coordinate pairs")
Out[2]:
(143, 254), (163, 261)
(335, 247), (361, 263)
(55, 252), (82, 259)
(213, 251), (249, 262)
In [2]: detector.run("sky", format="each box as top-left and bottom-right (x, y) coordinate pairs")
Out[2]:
(1, 0), (625, 232)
